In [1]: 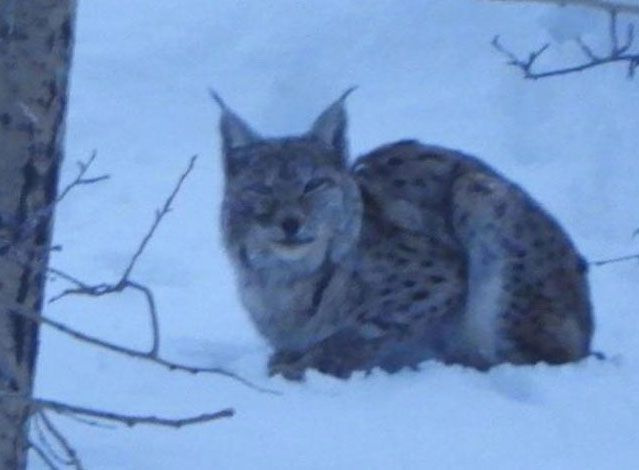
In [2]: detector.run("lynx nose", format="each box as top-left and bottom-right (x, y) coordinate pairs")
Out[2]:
(281, 217), (301, 237)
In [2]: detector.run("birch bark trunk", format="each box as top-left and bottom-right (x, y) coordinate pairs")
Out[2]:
(0, 1), (76, 468)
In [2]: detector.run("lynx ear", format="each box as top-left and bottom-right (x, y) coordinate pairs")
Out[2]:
(308, 87), (356, 160)
(210, 89), (261, 154)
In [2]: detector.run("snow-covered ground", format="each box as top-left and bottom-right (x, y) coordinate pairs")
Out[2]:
(33, 1), (639, 468)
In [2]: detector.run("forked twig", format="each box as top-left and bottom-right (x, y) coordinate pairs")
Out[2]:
(49, 155), (198, 358)
(57, 151), (110, 203)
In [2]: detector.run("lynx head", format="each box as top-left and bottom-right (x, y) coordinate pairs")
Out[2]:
(216, 90), (363, 276)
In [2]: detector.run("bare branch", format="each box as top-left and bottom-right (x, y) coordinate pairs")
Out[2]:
(492, 21), (639, 78)
(48, 402), (234, 429)
(49, 156), (197, 358)
(491, 1), (639, 79)
(484, 0), (639, 15)
(5, 301), (279, 395)
(26, 396), (232, 469)
(4, 391), (235, 428)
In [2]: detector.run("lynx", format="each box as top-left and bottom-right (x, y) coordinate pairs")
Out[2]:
(215, 91), (593, 380)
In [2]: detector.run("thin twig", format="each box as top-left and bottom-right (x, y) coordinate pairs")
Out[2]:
(127, 280), (159, 355)
(29, 440), (60, 470)
(57, 150), (110, 203)
(38, 411), (86, 470)
(33, 414), (72, 467)
(47, 267), (91, 291)
(619, 22), (635, 53)
(121, 154), (197, 280)
(484, 0), (639, 15)
(55, 410), (116, 429)
(3, 391), (235, 428)
(591, 253), (639, 266)
(610, 9), (620, 53)
(575, 36), (600, 60)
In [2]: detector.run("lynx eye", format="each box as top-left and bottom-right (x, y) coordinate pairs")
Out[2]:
(303, 177), (334, 194)
(244, 183), (272, 195)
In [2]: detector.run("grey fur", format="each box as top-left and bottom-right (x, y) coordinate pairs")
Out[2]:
(217, 94), (593, 380)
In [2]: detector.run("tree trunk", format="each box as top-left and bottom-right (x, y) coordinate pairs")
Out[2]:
(0, 1), (76, 468)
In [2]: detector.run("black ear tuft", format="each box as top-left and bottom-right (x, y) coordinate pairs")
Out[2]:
(209, 89), (262, 156)
(308, 87), (357, 162)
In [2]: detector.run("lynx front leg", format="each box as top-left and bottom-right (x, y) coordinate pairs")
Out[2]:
(450, 171), (592, 366)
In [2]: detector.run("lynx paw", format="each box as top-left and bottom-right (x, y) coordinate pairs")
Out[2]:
(267, 351), (308, 381)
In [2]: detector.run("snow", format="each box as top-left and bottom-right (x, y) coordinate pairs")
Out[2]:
(32, 0), (639, 468)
